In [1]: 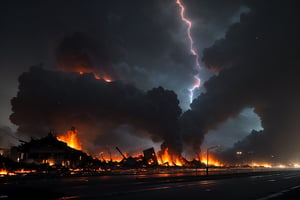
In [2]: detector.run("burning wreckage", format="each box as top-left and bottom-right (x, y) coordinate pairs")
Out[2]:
(0, 130), (208, 176)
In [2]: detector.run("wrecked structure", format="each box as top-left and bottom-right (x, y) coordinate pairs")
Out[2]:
(143, 147), (158, 166)
(10, 132), (95, 168)
(115, 146), (158, 168)
(0, 130), (209, 175)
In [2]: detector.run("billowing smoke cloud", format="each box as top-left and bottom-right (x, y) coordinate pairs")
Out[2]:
(55, 32), (121, 81)
(0, 0), (251, 131)
(0, 126), (16, 148)
(10, 66), (182, 156)
(181, 0), (300, 162)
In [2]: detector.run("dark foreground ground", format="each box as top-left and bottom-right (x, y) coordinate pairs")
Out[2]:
(1, 168), (300, 200)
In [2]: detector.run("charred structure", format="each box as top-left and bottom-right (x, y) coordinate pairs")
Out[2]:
(10, 132), (95, 168)
(143, 147), (158, 166)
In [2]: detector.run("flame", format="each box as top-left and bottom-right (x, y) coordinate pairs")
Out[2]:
(99, 153), (124, 162)
(249, 162), (272, 168)
(159, 148), (172, 165)
(103, 78), (112, 82)
(78, 71), (113, 83)
(57, 129), (82, 150)
(200, 154), (223, 167)
(158, 148), (183, 166)
(0, 169), (15, 176)
(93, 73), (101, 79)
(0, 169), (8, 175)
(276, 164), (286, 168)
(174, 157), (183, 166)
(14, 169), (36, 174)
(293, 163), (300, 168)
(42, 159), (55, 166)
(98, 147), (223, 167)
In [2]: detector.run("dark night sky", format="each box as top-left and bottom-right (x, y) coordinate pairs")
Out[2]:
(1, 0), (299, 161)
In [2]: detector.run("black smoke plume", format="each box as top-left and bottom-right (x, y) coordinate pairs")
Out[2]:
(55, 32), (121, 81)
(10, 66), (182, 156)
(180, 0), (300, 162)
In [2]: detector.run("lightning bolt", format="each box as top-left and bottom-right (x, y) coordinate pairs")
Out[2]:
(176, 0), (201, 104)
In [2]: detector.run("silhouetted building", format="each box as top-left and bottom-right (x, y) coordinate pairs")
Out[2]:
(10, 132), (94, 168)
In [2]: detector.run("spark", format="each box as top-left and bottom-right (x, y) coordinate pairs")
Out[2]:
(176, 0), (201, 103)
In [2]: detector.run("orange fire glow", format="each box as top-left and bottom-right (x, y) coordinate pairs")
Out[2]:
(93, 73), (101, 79)
(249, 162), (272, 168)
(99, 147), (224, 168)
(200, 154), (223, 167)
(0, 169), (8, 175)
(57, 129), (82, 150)
(42, 159), (55, 166)
(0, 169), (16, 176)
(158, 148), (183, 166)
(78, 71), (112, 83)
(94, 73), (112, 82)
(103, 78), (112, 82)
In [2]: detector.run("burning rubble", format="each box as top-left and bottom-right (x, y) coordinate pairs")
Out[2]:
(1, 130), (209, 172)
(1, 128), (299, 177)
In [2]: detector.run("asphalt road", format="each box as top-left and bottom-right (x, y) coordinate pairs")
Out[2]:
(1, 169), (300, 199)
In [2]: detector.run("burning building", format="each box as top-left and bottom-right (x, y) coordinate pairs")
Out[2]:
(10, 131), (95, 168)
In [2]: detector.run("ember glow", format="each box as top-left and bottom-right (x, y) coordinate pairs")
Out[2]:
(93, 73), (100, 79)
(158, 148), (173, 166)
(176, 0), (201, 103)
(158, 148), (183, 166)
(42, 159), (55, 166)
(103, 78), (112, 82)
(57, 128), (82, 150)
(200, 154), (223, 167)
(0, 169), (8, 175)
(79, 71), (113, 82)
(249, 162), (272, 168)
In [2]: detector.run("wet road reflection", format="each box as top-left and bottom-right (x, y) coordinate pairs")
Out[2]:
(1, 169), (300, 199)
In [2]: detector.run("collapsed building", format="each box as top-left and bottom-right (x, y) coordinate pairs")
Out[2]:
(5, 132), (163, 170)
(114, 146), (159, 168)
(1, 130), (206, 173)
(9, 132), (95, 169)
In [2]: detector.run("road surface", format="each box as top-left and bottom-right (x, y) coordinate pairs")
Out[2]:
(1, 169), (300, 199)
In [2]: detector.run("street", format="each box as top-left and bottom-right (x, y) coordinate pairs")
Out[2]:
(1, 169), (300, 199)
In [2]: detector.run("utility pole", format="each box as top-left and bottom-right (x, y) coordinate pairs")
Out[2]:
(206, 145), (220, 176)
